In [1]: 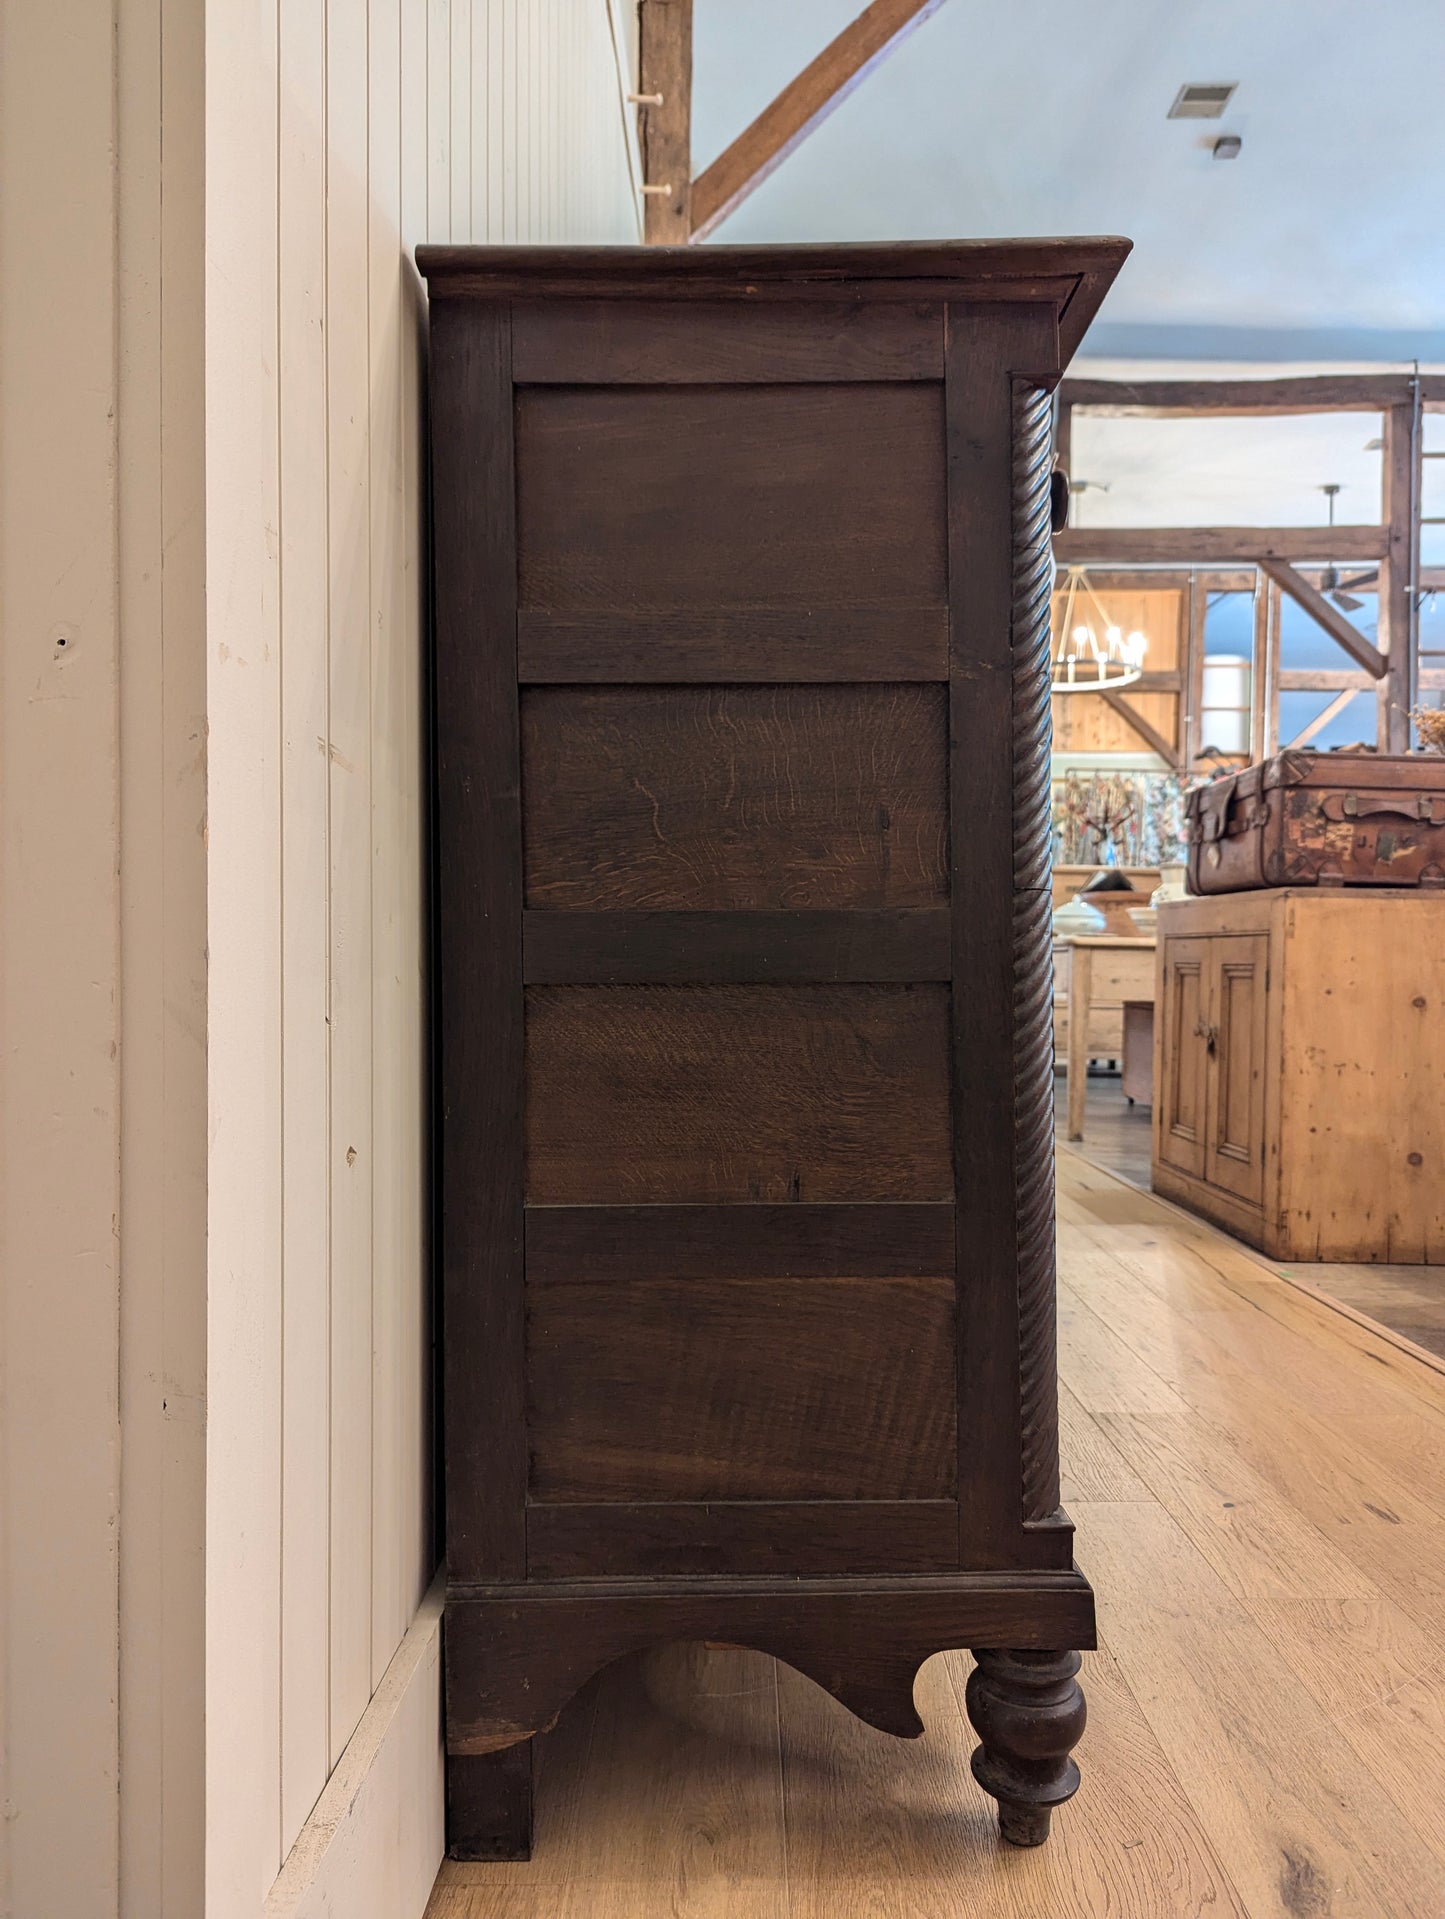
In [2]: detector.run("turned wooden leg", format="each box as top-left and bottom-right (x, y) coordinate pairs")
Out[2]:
(965, 1648), (1085, 1847)
(447, 1743), (534, 1861)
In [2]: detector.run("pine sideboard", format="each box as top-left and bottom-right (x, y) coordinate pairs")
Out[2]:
(418, 237), (1129, 1860)
(1153, 889), (1445, 1262)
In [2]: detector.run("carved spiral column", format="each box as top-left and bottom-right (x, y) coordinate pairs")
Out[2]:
(1010, 380), (1061, 1525)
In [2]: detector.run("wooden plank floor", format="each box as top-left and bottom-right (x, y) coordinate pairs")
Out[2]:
(1064, 1070), (1445, 1362)
(428, 1148), (1445, 1919)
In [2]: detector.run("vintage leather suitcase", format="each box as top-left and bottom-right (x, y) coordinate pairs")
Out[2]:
(1186, 750), (1445, 893)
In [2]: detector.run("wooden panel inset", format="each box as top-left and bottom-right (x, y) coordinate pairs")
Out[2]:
(521, 685), (947, 910)
(515, 383), (947, 612)
(1205, 933), (1269, 1209)
(516, 608), (949, 683)
(526, 1501), (959, 1578)
(524, 984), (953, 1204)
(1158, 936), (1209, 1183)
(525, 1202), (956, 1283)
(523, 908), (951, 983)
(526, 1274), (957, 1502)
(511, 300), (944, 383)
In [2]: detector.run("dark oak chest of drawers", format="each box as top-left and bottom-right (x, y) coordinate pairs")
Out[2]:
(418, 237), (1128, 1858)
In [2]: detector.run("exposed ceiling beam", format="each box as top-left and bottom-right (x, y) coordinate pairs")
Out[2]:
(1279, 667), (1445, 691)
(1059, 374), (1439, 416)
(1256, 558), (1387, 680)
(1095, 689), (1182, 769)
(1054, 527), (1389, 565)
(638, 0), (693, 243)
(689, 0), (948, 242)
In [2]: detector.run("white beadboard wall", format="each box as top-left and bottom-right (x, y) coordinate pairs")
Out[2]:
(205, 4), (640, 1913)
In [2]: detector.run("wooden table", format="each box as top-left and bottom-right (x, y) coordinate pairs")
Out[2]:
(1062, 935), (1157, 1141)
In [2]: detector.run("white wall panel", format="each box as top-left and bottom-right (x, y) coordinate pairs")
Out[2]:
(117, 0), (210, 1905)
(204, 0), (284, 1898)
(202, 1), (640, 1906)
(1, 2), (123, 1912)
(278, 0), (335, 1851)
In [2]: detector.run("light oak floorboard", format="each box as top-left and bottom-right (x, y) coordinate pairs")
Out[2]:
(1060, 1153), (1445, 1420)
(434, 1646), (787, 1919)
(1059, 1378), (1151, 1504)
(1060, 1278), (1378, 1602)
(1081, 1500), (1445, 1919)
(1063, 1230), (1445, 1634)
(1248, 1597), (1445, 1877)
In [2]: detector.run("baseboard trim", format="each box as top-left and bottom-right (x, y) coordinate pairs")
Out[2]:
(264, 1569), (445, 1919)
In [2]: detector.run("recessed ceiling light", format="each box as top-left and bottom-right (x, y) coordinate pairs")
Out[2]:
(1168, 83), (1237, 119)
(1212, 134), (1243, 160)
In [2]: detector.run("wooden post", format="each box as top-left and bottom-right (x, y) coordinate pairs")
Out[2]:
(1264, 581), (1281, 758)
(1379, 402), (1415, 752)
(1183, 571), (1206, 769)
(638, 0), (693, 244)
(1250, 573), (1269, 763)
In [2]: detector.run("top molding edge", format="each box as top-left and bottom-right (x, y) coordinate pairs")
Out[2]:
(415, 239), (1132, 367)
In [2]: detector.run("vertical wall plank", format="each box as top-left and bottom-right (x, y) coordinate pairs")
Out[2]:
(117, 0), (209, 1905)
(204, 0), (284, 1900)
(502, 0), (518, 236)
(1, 0), (122, 1911)
(517, 0), (531, 238)
(278, 0), (335, 1855)
(201, 6), (642, 1901)
(450, 0), (472, 241)
(326, 0), (377, 1769)
(400, 0), (433, 1683)
(487, 0), (505, 238)
(469, 0), (487, 240)
(370, 0), (422, 1690)
(427, 0), (450, 240)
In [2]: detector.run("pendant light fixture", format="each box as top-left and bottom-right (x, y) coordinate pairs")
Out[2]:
(1052, 566), (1148, 693)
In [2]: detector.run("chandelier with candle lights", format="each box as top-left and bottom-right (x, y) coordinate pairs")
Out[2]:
(1052, 566), (1148, 693)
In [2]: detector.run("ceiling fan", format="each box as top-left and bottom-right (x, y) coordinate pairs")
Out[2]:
(1316, 483), (1376, 610)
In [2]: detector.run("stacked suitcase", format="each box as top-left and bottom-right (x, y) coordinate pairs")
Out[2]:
(1185, 750), (1445, 894)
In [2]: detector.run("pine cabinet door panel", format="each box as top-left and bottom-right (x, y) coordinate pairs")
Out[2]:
(1158, 937), (1210, 1180)
(1205, 933), (1269, 1207)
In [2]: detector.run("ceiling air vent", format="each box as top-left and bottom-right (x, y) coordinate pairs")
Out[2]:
(1168, 83), (1237, 119)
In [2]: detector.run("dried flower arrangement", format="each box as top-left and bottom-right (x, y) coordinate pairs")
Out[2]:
(1413, 706), (1445, 754)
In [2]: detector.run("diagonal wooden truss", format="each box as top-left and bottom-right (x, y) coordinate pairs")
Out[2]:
(636, 0), (949, 245)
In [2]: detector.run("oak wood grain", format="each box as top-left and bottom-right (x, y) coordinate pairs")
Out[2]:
(511, 299), (943, 383)
(526, 1272), (957, 1503)
(516, 607), (950, 683)
(521, 684), (947, 911)
(524, 984), (953, 1205)
(524, 1202), (954, 1282)
(526, 1500), (959, 1579)
(521, 908), (952, 984)
(515, 384), (947, 613)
